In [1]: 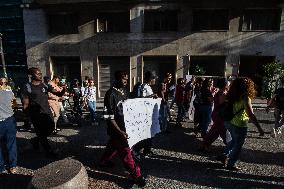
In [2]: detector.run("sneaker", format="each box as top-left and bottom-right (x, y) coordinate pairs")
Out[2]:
(271, 128), (277, 138)
(0, 169), (7, 176)
(133, 176), (146, 187)
(9, 167), (17, 174)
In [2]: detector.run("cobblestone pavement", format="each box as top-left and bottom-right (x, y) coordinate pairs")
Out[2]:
(0, 109), (283, 189)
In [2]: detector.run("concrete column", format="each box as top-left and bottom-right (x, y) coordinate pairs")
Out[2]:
(178, 6), (192, 32)
(130, 7), (143, 33)
(23, 8), (50, 76)
(130, 56), (138, 88)
(280, 3), (284, 31)
(176, 55), (184, 79)
(137, 55), (143, 82)
(225, 54), (240, 78)
(79, 19), (95, 82)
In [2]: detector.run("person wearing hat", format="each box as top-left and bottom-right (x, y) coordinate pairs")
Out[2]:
(132, 71), (158, 157)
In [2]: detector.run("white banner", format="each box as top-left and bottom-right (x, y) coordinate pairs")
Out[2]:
(122, 98), (161, 147)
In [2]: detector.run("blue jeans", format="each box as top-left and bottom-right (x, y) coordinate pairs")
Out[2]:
(159, 104), (168, 131)
(88, 101), (96, 122)
(176, 103), (185, 123)
(199, 105), (213, 138)
(224, 122), (247, 167)
(0, 116), (17, 172)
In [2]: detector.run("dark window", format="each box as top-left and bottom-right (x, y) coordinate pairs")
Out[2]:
(192, 9), (229, 31)
(241, 9), (281, 31)
(48, 13), (78, 35)
(144, 10), (178, 32)
(97, 12), (130, 33)
(189, 56), (226, 76)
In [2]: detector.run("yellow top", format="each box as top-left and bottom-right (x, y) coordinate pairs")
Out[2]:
(230, 99), (249, 127)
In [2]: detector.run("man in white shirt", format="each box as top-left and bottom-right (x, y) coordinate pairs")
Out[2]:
(0, 84), (17, 174)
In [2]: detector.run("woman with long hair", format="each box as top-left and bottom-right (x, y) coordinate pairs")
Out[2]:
(198, 78), (214, 138)
(200, 78), (228, 151)
(223, 77), (264, 170)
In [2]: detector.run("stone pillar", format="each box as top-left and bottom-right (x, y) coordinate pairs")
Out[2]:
(79, 19), (95, 82)
(28, 158), (88, 189)
(130, 56), (138, 88)
(137, 55), (143, 82)
(176, 55), (184, 79)
(226, 54), (240, 78)
(130, 7), (143, 33)
(226, 9), (241, 78)
(280, 3), (284, 32)
(23, 8), (50, 76)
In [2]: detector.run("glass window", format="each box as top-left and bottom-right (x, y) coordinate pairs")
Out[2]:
(241, 9), (281, 31)
(192, 9), (229, 31)
(144, 10), (178, 32)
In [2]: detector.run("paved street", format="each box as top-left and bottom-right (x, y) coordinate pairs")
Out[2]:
(0, 109), (283, 189)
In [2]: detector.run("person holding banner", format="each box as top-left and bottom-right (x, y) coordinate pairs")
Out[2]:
(132, 71), (158, 157)
(99, 71), (146, 187)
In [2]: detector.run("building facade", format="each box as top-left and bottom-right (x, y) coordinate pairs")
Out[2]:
(23, 0), (284, 97)
(0, 0), (28, 86)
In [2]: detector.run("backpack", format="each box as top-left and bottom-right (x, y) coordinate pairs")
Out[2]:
(218, 101), (244, 122)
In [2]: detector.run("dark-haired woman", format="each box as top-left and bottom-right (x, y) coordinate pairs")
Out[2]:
(223, 78), (264, 170)
(200, 78), (228, 151)
(199, 79), (214, 139)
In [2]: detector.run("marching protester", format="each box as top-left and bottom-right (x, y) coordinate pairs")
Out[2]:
(84, 78), (97, 125)
(267, 77), (284, 138)
(0, 78), (17, 174)
(132, 71), (158, 157)
(164, 73), (174, 121)
(71, 79), (83, 118)
(48, 76), (65, 132)
(220, 78), (264, 170)
(193, 77), (204, 131)
(175, 78), (186, 127)
(0, 77), (12, 90)
(199, 78), (228, 151)
(21, 67), (57, 159)
(99, 71), (146, 187)
(184, 76), (194, 118)
(157, 82), (169, 133)
(198, 78), (214, 139)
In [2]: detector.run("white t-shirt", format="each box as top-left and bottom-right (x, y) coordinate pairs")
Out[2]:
(0, 90), (14, 120)
(85, 86), (96, 102)
(142, 84), (153, 97)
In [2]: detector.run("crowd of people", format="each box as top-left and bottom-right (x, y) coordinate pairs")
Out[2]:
(0, 68), (283, 187)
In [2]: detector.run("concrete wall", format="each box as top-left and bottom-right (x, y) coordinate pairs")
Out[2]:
(23, 1), (284, 96)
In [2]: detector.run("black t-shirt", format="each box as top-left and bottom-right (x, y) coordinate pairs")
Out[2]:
(104, 87), (127, 136)
(275, 88), (284, 110)
(201, 88), (213, 105)
(22, 82), (52, 116)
